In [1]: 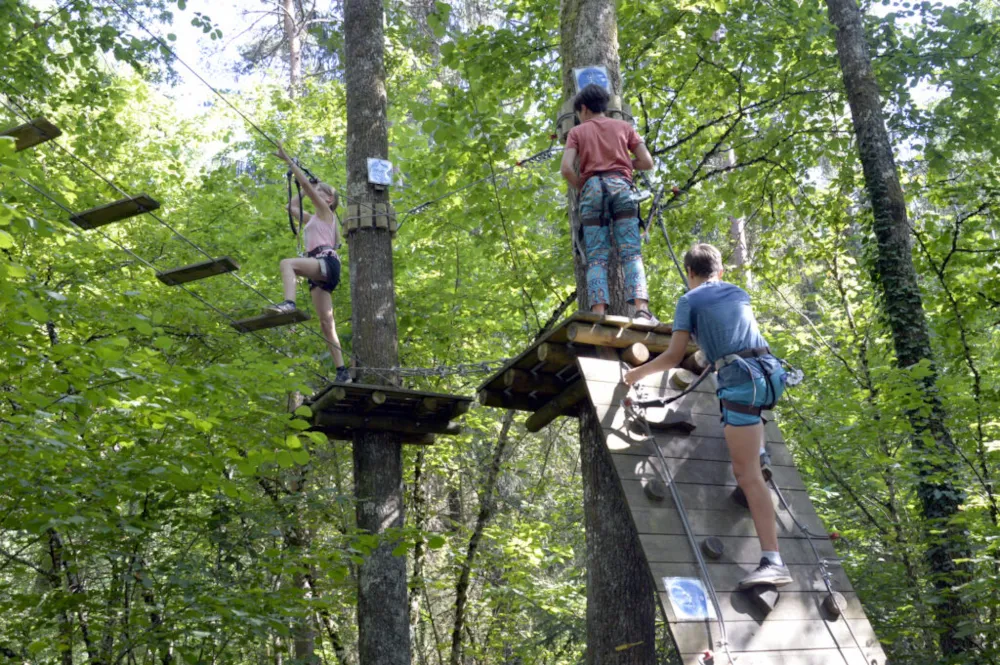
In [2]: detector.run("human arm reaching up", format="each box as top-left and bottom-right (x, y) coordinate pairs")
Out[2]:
(273, 143), (334, 223)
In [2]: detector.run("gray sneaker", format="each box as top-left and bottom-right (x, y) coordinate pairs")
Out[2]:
(334, 366), (353, 384)
(636, 310), (660, 326)
(266, 300), (297, 315)
(738, 557), (792, 589)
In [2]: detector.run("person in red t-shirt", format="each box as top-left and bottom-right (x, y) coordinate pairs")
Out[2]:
(560, 84), (658, 323)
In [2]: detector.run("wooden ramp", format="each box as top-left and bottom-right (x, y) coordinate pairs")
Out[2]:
(477, 314), (887, 665)
(1, 117), (61, 151)
(307, 382), (473, 444)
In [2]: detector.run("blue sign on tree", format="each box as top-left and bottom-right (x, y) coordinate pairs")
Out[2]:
(573, 66), (611, 94)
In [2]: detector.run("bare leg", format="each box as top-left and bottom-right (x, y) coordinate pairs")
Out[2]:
(726, 423), (778, 552)
(310, 287), (344, 367)
(591, 303), (607, 314)
(278, 258), (324, 302)
(634, 298), (648, 312)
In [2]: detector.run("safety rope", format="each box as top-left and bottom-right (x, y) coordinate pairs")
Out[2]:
(621, 370), (737, 665)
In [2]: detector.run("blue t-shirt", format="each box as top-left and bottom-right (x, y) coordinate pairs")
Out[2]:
(673, 281), (773, 387)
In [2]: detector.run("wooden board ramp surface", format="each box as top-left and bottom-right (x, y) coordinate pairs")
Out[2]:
(70, 194), (161, 229)
(230, 308), (309, 332)
(157, 256), (239, 285)
(573, 355), (887, 665)
(476, 312), (705, 432)
(306, 382), (473, 445)
(1, 117), (62, 151)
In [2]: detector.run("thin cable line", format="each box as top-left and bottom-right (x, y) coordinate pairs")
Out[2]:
(9, 0), (79, 47)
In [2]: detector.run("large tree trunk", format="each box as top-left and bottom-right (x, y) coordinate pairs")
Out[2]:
(560, 2), (656, 663)
(282, 0), (302, 93)
(825, 0), (979, 658)
(343, 0), (408, 663)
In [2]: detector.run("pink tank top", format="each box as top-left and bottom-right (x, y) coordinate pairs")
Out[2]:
(304, 217), (338, 253)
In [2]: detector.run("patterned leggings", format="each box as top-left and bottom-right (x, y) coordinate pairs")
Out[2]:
(579, 175), (649, 307)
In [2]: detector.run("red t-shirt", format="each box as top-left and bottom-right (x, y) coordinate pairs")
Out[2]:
(566, 116), (643, 183)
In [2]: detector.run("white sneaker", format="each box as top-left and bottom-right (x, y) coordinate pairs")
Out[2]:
(738, 557), (792, 589)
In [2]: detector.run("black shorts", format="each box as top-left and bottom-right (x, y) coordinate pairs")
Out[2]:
(307, 252), (341, 293)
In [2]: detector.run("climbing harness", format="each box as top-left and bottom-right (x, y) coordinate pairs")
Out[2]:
(573, 170), (640, 262)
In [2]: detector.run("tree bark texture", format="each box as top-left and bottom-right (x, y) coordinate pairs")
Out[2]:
(560, 1), (656, 663)
(282, 0), (302, 93)
(825, 0), (978, 658)
(344, 0), (408, 663)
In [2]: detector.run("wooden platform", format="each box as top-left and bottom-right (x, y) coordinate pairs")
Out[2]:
(70, 194), (160, 229)
(307, 382), (473, 444)
(1, 117), (61, 151)
(231, 308), (310, 332)
(157, 256), (239, 285)
(477, 312), (703, 432)
(574, 355), (887, 665)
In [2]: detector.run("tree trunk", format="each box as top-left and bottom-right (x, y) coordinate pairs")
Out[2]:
(47, 530), (74, 665)
(560, 1), (656, 663)
(343, 0), (408, 663)
(825, 0), (979, 658)
(282, 0), (302, 93)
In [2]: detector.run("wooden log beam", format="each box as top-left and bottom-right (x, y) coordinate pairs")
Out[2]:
(566, 323), (673, 352)
(311, 386), (347, 413)
(536, 342), (575, 367)
(620, 342), (649, 367)
(314, 412), (460, 435)
(503, 368), (567, 396)
(478, 389), (545, 412)
(525, 380), (587, 433)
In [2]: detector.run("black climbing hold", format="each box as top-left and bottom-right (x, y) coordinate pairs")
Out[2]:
(701, 536), (724, 560)
(746, 584), (780, 614)
(822, 591), (847, 619)
(643, 478), (667, 501)
(731, 486), (748, 508)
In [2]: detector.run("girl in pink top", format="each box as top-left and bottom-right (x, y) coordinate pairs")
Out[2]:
(270, 142), (350, 383)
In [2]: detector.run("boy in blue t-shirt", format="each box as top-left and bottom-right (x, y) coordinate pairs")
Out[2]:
(624, 243), (791, 589)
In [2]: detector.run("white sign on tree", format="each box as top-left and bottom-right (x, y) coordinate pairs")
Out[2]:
(367, 158), (393, 186)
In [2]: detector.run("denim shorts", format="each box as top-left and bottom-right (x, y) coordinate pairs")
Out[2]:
(717, 358), (786, 427)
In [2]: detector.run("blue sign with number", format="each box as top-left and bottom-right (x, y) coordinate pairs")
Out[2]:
(574, 66), (610, 94)
(367, 158), (393, 186)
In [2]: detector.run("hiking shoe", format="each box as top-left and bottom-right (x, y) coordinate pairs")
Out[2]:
(635, 310), (660, 326)
(266, 300), (297, 315)
(760, 450), (773, 483)
(334, 366), (353, 384)
(738, 557), (792, 589)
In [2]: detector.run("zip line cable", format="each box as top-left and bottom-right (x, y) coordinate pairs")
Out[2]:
(9, 0), (81, 47)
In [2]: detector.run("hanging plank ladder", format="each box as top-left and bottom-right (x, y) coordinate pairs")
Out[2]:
(1, 117), (61, 152)
(157, 257), (240, 286)
(70, 194), (160, 229)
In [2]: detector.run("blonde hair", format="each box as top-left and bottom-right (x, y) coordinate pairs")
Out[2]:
(317, 182), (339, 210)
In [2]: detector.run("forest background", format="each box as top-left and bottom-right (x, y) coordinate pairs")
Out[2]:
(1, 0), (999, 662)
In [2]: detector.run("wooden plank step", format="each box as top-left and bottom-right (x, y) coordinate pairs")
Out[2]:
(157, 256), (239, 286)
(231, 309), (310, 332)
(70, 194), (161, 229)
(1, 117), (61, 151)
(669, 619), (883, 659)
